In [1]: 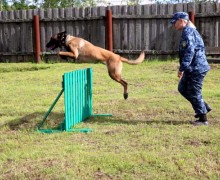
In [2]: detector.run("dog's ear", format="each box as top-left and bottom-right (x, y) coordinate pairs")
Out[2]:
(60, 31), (67, 36)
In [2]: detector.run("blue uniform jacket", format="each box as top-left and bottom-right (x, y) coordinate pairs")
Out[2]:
(179, 26), (210, 74)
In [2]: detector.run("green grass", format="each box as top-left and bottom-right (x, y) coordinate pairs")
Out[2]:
(0, 61), (220, 179)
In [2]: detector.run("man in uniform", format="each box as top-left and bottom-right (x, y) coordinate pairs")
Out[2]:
(170, 12), (211, 125)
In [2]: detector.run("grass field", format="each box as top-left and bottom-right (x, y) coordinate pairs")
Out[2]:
(0, 61), (219, 179)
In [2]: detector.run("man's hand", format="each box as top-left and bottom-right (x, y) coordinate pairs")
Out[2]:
(178, 71), (183, 79)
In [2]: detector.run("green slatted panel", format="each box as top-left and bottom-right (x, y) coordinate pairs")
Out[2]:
(37, 68), (111, 133)
(63, 68), (93, 132)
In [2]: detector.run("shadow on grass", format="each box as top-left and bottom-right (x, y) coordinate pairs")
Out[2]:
(2, 112), (64, 131)
(1, 112), (189, 131)
(85, 116), (190, 125)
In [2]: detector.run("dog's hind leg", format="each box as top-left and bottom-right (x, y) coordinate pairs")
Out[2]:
(119, 79), (128, 100)
(109, 72), (128, 100)
(107, 61), (128, 100)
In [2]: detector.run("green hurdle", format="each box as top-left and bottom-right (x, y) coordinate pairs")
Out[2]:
(37, 68), (111, 133)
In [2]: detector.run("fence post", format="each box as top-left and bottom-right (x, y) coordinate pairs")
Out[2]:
(106, 9), (113, 52)
(188, 2), (195, 24)
(34, 15), (41, 63)
(188, 11), (195, 24)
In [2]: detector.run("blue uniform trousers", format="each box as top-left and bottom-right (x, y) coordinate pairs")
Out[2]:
(178, 72), (208, 115)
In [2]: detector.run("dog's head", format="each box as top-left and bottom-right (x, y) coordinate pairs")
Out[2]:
(46, 31), (67, 50)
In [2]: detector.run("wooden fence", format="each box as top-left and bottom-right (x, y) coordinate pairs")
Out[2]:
(0, 2), (220, 62)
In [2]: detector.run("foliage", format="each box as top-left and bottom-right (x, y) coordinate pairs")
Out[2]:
(1, 0), (152, 10)
(1, 0), (220, 10)
(0, 0), (37, 10)
(0, 0), (11, 10)
(119, 0), (142, 5)
(0, 0), (98, 10)
(41, 0), (98, 8)
(155, 0), (219, 4)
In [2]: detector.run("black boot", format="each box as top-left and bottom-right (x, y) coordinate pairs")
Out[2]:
(190, 114), (208, 126)
(194, 102), (212, 118)
(199, 114), (208, 122)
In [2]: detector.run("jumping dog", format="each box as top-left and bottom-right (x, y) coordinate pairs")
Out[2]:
(46, 31), (145, 99)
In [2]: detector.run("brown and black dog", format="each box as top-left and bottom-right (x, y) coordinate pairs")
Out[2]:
(46, 31), (145, 99)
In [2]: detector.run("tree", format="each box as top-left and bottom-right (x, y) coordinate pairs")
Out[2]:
(126, 0), (142, 5)
(11, 0), (29, 9)
(42, 0), (73, 8)
(0, 0), (38, 10)
(41, 0), (98, 8)
(0, 0), (11, 10)
(0, 0), (98, 10)
(154, 0), (219, 3)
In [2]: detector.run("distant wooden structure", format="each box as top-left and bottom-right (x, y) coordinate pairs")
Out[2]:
(0, 2), (219, 62)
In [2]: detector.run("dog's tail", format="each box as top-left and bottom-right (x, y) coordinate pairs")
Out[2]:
(120, 51), (145, 65)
